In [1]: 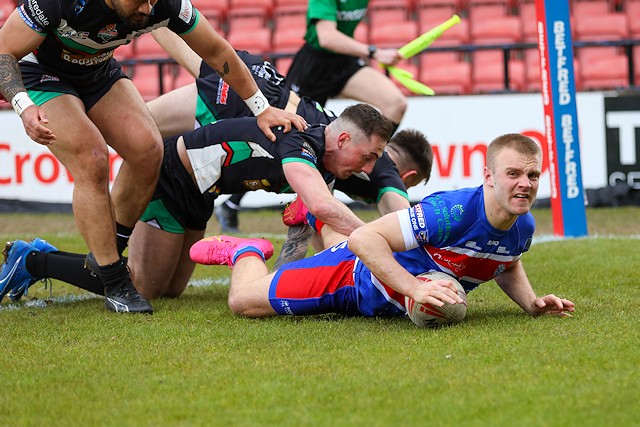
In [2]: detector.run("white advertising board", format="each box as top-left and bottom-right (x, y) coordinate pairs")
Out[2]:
(0, 91), (620, 206)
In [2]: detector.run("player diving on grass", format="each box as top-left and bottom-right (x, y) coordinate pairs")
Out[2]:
(189, 133), (575, 321)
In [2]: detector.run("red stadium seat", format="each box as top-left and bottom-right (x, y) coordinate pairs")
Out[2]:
(273, 8), (306, 33)
(368, 6), (409, 27)
(578, 47), (628, 90)
(414, 0), (461, 12)
(419, 55), (471, 95)
(229, 0), (273, 13)
(519, 2), (537, 43)
(227, 7), (269, 33)
(272, 27), (305, 54)
(468, 4), (508, 20)
(368, 21), (419, 48)
(226, 28), (272, 54)
(574, 13), (628, 41)
(418, 8), (470, 46)
(470, 15), (522, 44)
(131, 64), (173, 101)
(192, 0), (229, 21)
(274, 0), (306, 7)
(471, 50), (525, 93)
(134, 33), (169, 59)
(625, 2), (640, 38)
(571, 0), (610, 18)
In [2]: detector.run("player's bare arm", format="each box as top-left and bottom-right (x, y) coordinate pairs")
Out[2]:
(0, 12), (54, 145)
(348, 213), (462, 306)
(283, 162), (365, 236)
(152, 27), (202, 77)
(180, 20), (307, 141)
(377, 192), (411, 216)
(494, 260), (574, 316)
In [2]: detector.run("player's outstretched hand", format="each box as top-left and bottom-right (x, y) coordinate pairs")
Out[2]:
(411, 278), (463, 307)
(257, 106), (308, 142)
(21, 105), (56, 146)
(531, 294), (575, 317)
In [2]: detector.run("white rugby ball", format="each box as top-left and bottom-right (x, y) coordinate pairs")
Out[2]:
(405, 271), (468, 329)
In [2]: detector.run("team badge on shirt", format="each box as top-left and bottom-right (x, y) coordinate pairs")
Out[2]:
(97, 24), (118, 42)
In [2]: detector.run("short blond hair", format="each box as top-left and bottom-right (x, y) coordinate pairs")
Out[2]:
(486, 133), (541, 171)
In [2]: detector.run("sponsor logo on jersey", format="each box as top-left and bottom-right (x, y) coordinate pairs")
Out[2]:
(61, 49), (113, 66)
(465, 240), (482, 251)
(216, 79), (229, 105)
(243, 179), (271, 191)
(98, 24), (119, 43)
(451, 203), (464, 221)
(493, 264), (506, 276)
(19, 4), (44, 32)
(26, 0), (49, 27)
(300, 142), (317, 162)
(179, 0), (194, 24)
(496, 246), (510, 254)
(336, 8), (367, 22)
(59, 29), (90, 40)
(40, 74), (60, 83)
(523, 237), (532, 252)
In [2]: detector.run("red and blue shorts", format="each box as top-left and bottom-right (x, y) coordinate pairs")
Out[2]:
(268, 242), (361, 316)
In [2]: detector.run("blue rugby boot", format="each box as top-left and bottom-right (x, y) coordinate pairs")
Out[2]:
(1, 240), (38, 302)
(9, 238), (58, 301)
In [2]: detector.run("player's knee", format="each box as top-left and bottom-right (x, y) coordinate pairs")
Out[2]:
(228, 288), (252, 316)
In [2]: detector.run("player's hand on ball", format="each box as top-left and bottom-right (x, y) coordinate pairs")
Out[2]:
(412, 277), (463, 307)
(531, 294), (575, 317)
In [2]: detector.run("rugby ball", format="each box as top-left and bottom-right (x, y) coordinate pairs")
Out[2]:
(405, 271), (467, 329)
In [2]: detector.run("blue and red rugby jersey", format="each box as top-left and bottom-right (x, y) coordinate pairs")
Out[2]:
(353, 185), (536, 316)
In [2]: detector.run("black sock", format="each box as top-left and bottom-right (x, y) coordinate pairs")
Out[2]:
(116, 222), (134, 256)
(26, 252), (105, 296)
(97, 258), (128, 290)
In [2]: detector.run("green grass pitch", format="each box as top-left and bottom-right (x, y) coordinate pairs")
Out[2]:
(1, 208), (639, 426)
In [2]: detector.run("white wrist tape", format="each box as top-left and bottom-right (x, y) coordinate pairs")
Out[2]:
(11, 92), (35, 116)
(245, 90), (269, 116)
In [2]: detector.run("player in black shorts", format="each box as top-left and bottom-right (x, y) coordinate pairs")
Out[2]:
(4, 104), (392, 303)
(0, 0), (305, 313)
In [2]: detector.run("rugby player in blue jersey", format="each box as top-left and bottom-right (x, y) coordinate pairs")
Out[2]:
(192, 133), (575, 320)
(0, 0), (305, 313)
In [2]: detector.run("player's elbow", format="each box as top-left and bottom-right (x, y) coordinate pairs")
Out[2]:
(347, 226), (367, 254)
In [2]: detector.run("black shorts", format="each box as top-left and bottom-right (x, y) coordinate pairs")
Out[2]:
(140, 136), (215, 233)
(19, 58), (128, 111)
(286, 43), (365, 106)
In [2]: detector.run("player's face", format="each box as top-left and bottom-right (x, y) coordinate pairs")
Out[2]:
(111, 0), (157, 29)
(485, 147), (541, 219)
(327, 133), (386, 180)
